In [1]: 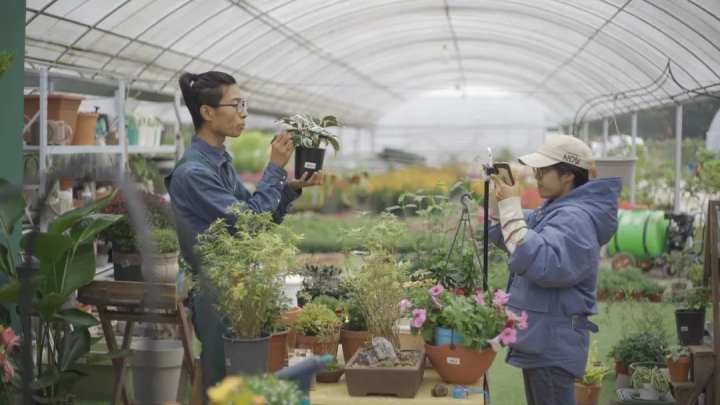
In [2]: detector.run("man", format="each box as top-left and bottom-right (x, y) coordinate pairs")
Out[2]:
(165, 71), (322, 395)
(488, 135), (620, 405)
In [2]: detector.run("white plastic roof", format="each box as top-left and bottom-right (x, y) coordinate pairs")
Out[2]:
(24, 0), (720, 127)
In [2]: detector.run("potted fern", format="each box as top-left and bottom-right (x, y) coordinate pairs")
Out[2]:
(276, 114), (341, 179)
(575, 340), (610, 405)
(196, 206), (299, 375)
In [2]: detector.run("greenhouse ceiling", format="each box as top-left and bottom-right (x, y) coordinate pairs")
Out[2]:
(24, 0), (720, 127)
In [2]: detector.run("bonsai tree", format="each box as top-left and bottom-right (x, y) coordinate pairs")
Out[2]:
(276, 114), (341, 152)
(196, 206), (299, 340)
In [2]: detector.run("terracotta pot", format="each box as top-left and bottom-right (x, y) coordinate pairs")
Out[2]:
(60, 179), (74, 190)
(575, 382), (602, 405)
(424, 343), (496, 385)
(340, 329), (370, 363)
(615, 360), (629, 376)
(24, 94), (84, 134)
(268, 329), (289, 372)
(280, 307), (302, 348)
(316, 368), (344, 383)
(667, 356), (690, 383)
(296, 332), (340, 357)
(73, 112), (98, 145)
(648, 293), (663, 303)
(345, 349), (425, 398)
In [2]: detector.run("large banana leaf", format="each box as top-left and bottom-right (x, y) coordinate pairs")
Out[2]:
(60, 327), (91, 372)
(48, 190), (116, 234)
(53, 308), (98, 328)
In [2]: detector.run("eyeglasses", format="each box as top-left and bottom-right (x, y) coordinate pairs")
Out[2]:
(216, 98), (248, 114)
(533, 167), (553, 179)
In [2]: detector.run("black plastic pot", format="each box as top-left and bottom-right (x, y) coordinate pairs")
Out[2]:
(111, 251), (143, 282)
(223, 333), (271, 376)
(676, 308), (705, 345)
(294, 147), (326, 179)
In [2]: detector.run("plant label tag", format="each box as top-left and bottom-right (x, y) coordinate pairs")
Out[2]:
(680, 326), (689, 332)
(304, 162), (317, 170)
(447, 357), (461, 365)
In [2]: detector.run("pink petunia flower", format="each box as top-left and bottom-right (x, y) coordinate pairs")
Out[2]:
(399, 299), (412, 312)
(506, 310), (528, 330)
(429, 283), (445, 297)
(492, 290), (510, 308)
(488, 336), (502, 352)
(431, 296), (443, 309)
(474, 290), (485, 305)
(411, 309), (427, 329)
(498, 327), (517, 345)
(1, 327), (20, 350)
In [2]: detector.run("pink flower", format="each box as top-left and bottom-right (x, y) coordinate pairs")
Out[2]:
(492, 290), (510, 308)
(431, 296), (443, 309)
(1, 327), (20, 350)
(0, 353), (12, 383)
(399, 299), (412, 312)
(429, 283), (445, 297)
(506, 310), (528, 330)
(474, 290), (485, 305)
(488, 336), (502, 352)
(498, 327), (517, 345)
(411, 309), (427, 329)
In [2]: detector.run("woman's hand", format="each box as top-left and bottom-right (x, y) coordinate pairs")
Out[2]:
(491, 174), (520, 201)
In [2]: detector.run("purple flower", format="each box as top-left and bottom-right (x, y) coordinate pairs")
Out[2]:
(429, 283), (445, 297)
(411, 309), (427, 329)
(506, 309), (528, 330)
(493, 290), (510, 308)
(399, 299), (412, 312)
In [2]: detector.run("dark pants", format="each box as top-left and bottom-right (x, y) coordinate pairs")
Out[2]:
(190, 288), (227, 404)
(522, 367), (577, 405)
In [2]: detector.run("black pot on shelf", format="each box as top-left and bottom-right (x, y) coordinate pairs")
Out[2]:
(675, 308), (705, 345)
(111, 250), (143, 282)
(294, 147), (326, 179)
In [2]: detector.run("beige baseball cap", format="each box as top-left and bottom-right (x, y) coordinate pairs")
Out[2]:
(518, 135), (593, 170)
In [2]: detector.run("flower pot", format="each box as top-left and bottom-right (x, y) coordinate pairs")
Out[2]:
(294, 147), (326, 179)
(296, 332), (340, 357)
(434, 327), (464, 346)
(223, 333), (271, 376)
(316, 368), (345, 383)
(345, 349), (425, 398)
(341, 329), (371, 363)
(130, 339), (184, 405)
(112, 251), (143, 281)
(575, 383), (602, 405)
(424, 343), (496, 385)
(73, 112), (98, 145)
(667, 356), (690, 383)
(676, 308), (705, 345)
(268, 329), (289, 372)
(281, 307), (302, 348)
(638, 383), (659, 401)
(141, 252), (179, 284)
(24, 94), (84, 134)
(615, 360), (629, 376)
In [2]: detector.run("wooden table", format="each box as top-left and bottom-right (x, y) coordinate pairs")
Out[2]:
(77, 280), (197, 405)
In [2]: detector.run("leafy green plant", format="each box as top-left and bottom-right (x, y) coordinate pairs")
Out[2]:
(276, 114), (341, 151)
(677, 287), (710, 310)
(296, 264), (347, 306)
(666, 345), (690, 362)
(632, 366), (670, 394)
(151, 227), (179, 254)
(208, 374), (303, 405)
(441, 293), (509, 350)
(580, 340), (610, 385)
(597, 268), (664, 300)
(342, 294), (367, 332)
(100, 192), (174, 253)
(312, 295), (343, 314)
(0, 179), (25, 329)
(346, 214), (408, 348)
(0, 51), (15, 77)
(197, 207), (299, 339)
(295, 302), (342, 338)
(609, 332), (667, 366)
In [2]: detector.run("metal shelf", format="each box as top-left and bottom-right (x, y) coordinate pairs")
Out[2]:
(128, 145), (176, 154)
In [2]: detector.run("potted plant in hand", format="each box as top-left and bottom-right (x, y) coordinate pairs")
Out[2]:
(609, 332), (667, 376)
(401, 284), (525, 385)
(196, 206), (299, 375)
(141, 227), (180, 283)
(675, 287), (709, 345)
(343, 214), (426, 398)
(276, 114), (341, 179)
(575, 340), (610, 405)
(294, 302), (342, 357)
(666, 345), (690, 383)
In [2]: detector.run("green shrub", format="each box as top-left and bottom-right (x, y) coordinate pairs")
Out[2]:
(151, 228), (179, 254)
(295, 303), (343, 337)
(609, 332), (667, 366)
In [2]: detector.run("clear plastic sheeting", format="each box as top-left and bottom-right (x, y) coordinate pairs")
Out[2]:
(24, 0), (720, 126)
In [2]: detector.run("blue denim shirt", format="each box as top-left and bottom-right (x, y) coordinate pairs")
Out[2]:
(166, 136), (300, 268)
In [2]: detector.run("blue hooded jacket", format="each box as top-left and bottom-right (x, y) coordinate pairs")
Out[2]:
(489, 177), (621, 377)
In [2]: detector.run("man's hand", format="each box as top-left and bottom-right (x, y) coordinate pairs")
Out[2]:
(491, 174), (520, 201)
(270, 133), (294, 168)
(289, 171), (324, 192)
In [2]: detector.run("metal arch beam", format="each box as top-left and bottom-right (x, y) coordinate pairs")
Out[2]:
(443, 0), (466, 89)
(25, 0), (60, 26)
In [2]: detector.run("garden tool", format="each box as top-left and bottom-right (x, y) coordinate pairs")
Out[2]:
(274, 354), (334, 405)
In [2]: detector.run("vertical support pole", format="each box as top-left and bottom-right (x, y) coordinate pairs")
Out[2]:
(674, 104), (683, 213)
(602, 117), (609, 158)
(173, 90), (184, 161)
(630, 112), (638, 204)
(39, 68), (48, 195)
(582, 121), (589, 143)
(370, 128), (376, 154)
(116, 79), (128, 173)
